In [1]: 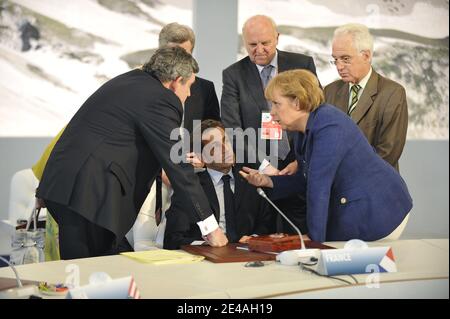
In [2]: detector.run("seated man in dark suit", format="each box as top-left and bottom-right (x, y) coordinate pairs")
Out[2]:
(164, 120), (274, 249)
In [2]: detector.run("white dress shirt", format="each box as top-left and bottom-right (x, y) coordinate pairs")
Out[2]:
(256, 51), (278, 79)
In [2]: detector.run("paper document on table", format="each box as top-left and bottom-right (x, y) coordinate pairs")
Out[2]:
(120, 249), (204, 265)
(190, 240), (205, 246)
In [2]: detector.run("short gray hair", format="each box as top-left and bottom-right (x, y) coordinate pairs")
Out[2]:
(142, 46), (199, 84)
(333, 23), (374, 54)
(159, 22), (196, 50)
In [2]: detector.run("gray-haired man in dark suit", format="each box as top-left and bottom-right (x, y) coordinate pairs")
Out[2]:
(37, 47), (228, 259)
(221, 15), (319, 234)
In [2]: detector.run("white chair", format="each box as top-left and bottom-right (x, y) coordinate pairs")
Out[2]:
(126, 180), (171, 251)
(1, 169), (169, 254)
(0, 169), (46, 255)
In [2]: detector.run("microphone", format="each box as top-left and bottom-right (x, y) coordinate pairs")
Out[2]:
(256, 188), (319, 265)
(256, 188), (305, 250)
(0, 256), (39, 299)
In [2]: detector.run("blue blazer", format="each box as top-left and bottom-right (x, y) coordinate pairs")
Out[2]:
(270, 104), (412, 242)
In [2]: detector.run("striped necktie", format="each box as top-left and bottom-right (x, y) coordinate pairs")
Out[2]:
(348, 84), (362, 115)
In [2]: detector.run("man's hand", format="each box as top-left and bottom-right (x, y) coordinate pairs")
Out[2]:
(279, 160), (298, 175)
(238, 235), (252, 244)
(186, 152), (205, 169)
(205, 227), (228, 247)
(239, 167), (274, 188)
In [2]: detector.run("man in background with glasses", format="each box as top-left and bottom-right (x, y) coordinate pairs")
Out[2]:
(324, 23), (408, 171)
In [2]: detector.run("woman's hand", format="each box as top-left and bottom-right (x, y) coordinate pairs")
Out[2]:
(239, 167), (274, 188)
(279, 160), (298, 175)
(186, 152), (205, 169)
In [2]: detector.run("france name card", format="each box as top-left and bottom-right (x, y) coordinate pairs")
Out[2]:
(316, 246), (397, 276)
(66, 273), (140, 299)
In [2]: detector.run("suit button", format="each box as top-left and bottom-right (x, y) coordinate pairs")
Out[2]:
(340, 197), (347, 205)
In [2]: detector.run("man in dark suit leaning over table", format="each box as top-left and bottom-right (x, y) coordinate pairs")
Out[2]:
(148, 23), (222, 228)
(221, 15), (319, 235)
(37, 47), (228, 260)
(164, 120), (273, 250)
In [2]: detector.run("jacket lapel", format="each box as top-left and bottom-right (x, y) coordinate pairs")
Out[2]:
(351, 70), (379, 124)
(334, 82), (350, 114)
(242, 58), (268, 113)
(277, 50), (291, 73)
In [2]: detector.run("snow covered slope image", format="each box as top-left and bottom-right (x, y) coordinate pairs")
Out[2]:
(0, 0), (192, 136)
(0, 0), (448, 139)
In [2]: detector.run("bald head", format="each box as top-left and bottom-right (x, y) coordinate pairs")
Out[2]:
(242, 15), (279, 66)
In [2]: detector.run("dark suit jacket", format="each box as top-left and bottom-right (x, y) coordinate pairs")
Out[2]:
(221, 50), (318, 168)
(324, 69), (408, 171)
(164, 166), (273, 249)
(37, 69), (214, 240)
(183, 76), (220, 136)
(270, 104), (412, 242)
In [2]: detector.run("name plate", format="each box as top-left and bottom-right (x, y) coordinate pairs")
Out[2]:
(66, 273), (140, 299)
(317, 246), (397, 276)
(261, 112), (282, 140)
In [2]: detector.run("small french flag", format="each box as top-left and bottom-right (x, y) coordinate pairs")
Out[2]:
(379, 247), (397, 273)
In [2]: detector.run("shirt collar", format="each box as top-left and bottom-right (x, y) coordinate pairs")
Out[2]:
(207, 167), (234, 186)
(350, 67), (372, 91)
(256, 50), (278, 73)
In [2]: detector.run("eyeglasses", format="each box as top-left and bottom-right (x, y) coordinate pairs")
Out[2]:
(329, 50), (367, 66)
(329, 56), (353, 66)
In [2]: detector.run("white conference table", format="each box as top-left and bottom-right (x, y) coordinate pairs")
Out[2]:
(0, 239), (448, 299)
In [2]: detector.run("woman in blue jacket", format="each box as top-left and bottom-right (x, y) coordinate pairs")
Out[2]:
(240, 69), (412, 242)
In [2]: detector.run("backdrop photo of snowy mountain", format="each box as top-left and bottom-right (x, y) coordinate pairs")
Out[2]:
(0, 0), (191, 136)
(0, 0), (448, 139)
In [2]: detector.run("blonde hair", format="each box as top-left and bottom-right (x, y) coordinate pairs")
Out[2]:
(265, 69), (324, 112)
